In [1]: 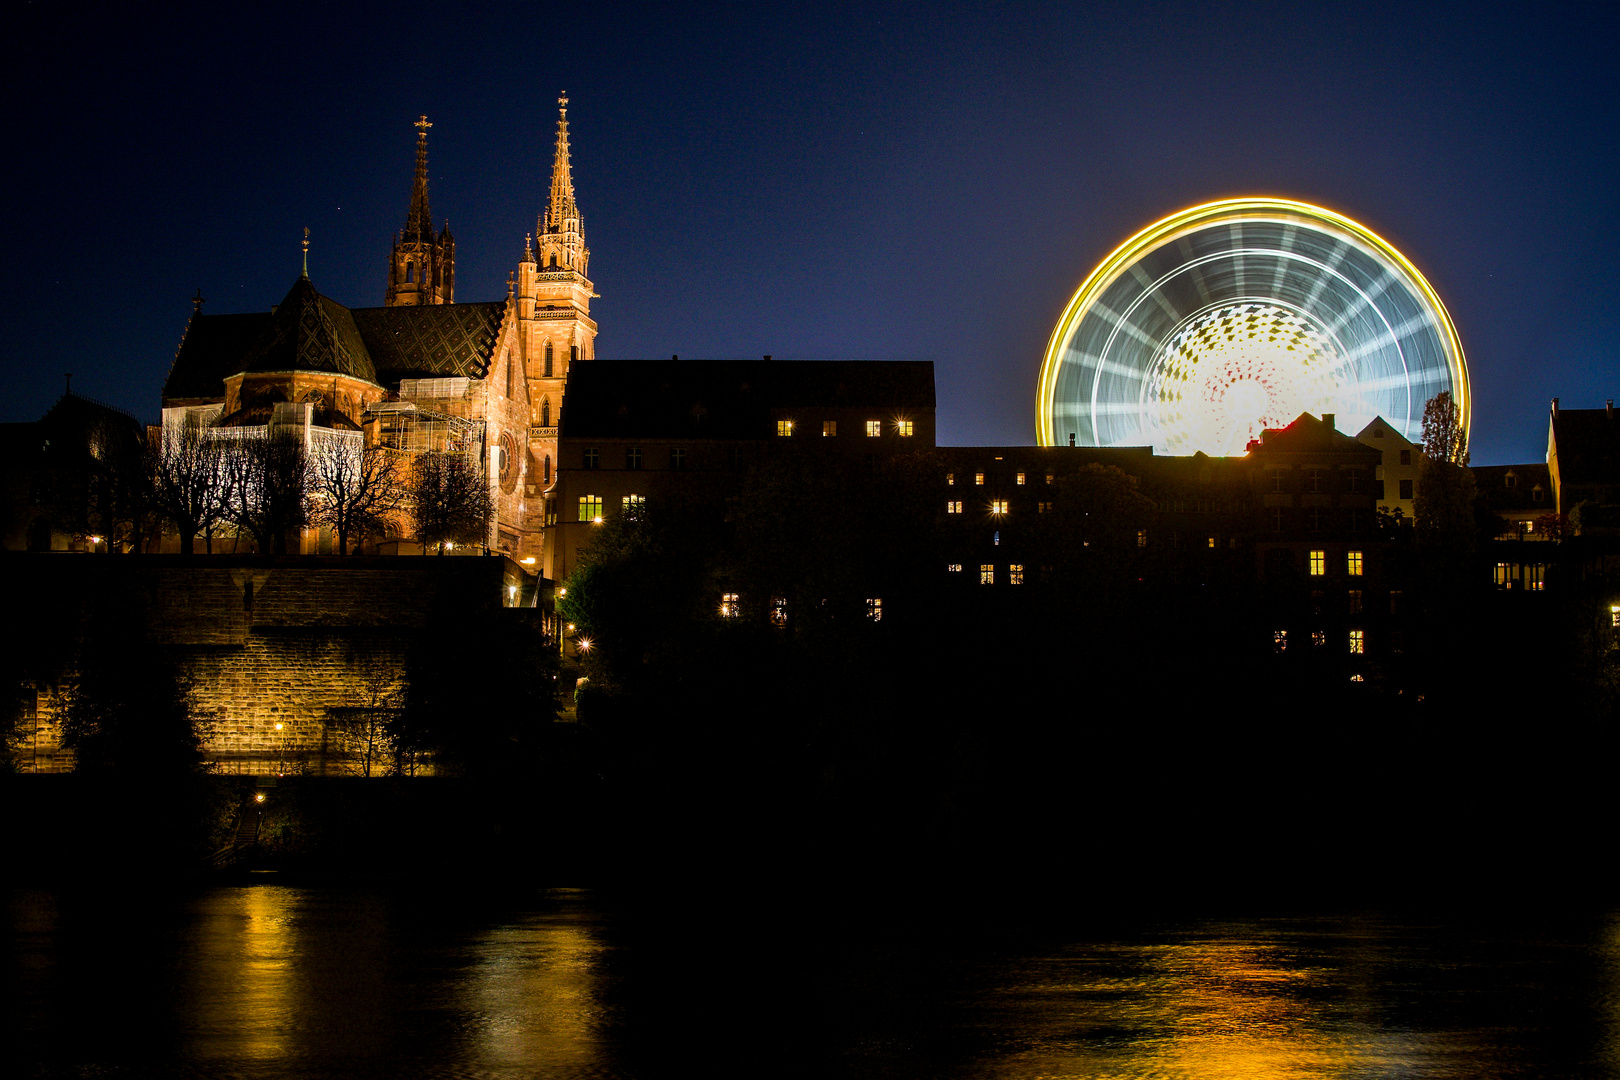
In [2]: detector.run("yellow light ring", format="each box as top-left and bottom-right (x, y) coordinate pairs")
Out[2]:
(1036, 197), (1469, 450)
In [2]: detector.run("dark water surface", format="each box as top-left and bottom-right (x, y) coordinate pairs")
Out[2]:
(9, 884), (1620, 1078)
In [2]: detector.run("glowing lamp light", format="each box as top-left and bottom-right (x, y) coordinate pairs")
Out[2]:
(254, 793), (266, 803)
(558, 587), (567, 596)
(274, 722), (284, 731)
(566, 623), (576, 631)
(593, 516), (604, 525)
(577, 638), (592, 653)
(521, 557), (536, 565)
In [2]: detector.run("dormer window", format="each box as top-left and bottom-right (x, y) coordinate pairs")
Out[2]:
(1505, 472), (1519, 489)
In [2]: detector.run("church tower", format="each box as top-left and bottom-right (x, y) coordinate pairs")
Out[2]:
(385, 116), (455, 306)
(520, 94), (598, 564)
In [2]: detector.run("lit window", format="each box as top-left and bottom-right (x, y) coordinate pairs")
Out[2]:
(1494, 563), (1514, 589)
(1611, 605), (1620, 628)
(1009, 564), (1024, 585)
(1045, 474), (1054, 485)
(583, 448), (599, 470)
(1349, 629), (1365, 654)
(777, 420), (794, 437)
(947, 501), (962, 514)
(771, 597), (787, 626)
(974, 472), (985, 485)
(946, 472), (955, 486)
(866, 597), (882, 621)
(622, 494), (645, 519)
(579, 494), (603, 522)
(720, 593), (740, 618)
(993, 531), (1000, 546)
(1311, 630), (1326, 648)
(823, 420), (837, 437)
(626, 447), (643, 469)
(1527, 564), (1546, 592)
(1207, 536), (1216, 548)
(866, 420), (882, 437)
(991, 499), (1008, 515)
(895, 420), (914, 437)
(979, 564), (994, 585)
(1136, 529), (1147, 548)
(1273, 630), (1288, 653)
(1309, 550), (1325, 576)
(1347, 550), (1364, 576)
(1348, 589), (1363, 614)
(1016, 472), (1026, 485)
(1038, 501), (1053, 513)
(671, 447), (687, 469)
(947, 563), (962, 572)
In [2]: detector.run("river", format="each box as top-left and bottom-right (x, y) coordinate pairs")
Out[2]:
(10, 885), (1620, 1078)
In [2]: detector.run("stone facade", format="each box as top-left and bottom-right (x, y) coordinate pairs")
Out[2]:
(9, 555), (534, 776)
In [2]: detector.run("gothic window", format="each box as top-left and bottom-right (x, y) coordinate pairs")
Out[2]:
(544, 342), (554, 378)
(544, 455), (552, 483)
(505, 360), (512, 398)
(541, 399), (551, 427)
(405, 262), (415, 283)
(550, 254), (558, 268)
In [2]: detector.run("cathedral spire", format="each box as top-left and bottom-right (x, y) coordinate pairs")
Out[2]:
(385, 115), (454, 306)
(403, 115), (434, 243)
(545, 95), (577, 235)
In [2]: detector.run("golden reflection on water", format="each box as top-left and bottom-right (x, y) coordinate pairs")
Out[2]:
(979, 924), (1444, 1080)
(183, 885), (303, 1064)
(460, 909), (613, 1071)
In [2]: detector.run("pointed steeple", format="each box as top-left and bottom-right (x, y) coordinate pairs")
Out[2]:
(403, 115), (434, 243)
(385, 115), (455, 306)
(544, 95), (577, 235)
(535, 94), (589, 277)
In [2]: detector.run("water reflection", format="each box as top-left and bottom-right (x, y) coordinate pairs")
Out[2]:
(8, 889), (1619, 1078)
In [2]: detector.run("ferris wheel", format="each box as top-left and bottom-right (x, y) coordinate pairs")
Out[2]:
(1036, 198), (1469, 456)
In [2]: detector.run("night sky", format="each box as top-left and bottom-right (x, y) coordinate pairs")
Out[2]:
(5, 1), (1615, 464)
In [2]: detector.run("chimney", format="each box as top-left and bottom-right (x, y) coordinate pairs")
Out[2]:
(1608, 400), (1613, 419)
(1067, 432), (1076, 447)
(1322, 412), (1336, 431)
(1552, 397), (1560, 417)
(763, 354), (772, 361)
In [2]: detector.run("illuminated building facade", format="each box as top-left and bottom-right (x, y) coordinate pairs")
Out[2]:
(1037, 199), (1470, 459)
(159, 100), (593, 563)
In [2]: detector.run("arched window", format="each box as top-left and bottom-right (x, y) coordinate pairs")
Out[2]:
(544, 341), (553, 378)
(549, 254), (557, 268)
(541, 398), (551, 427)
(405, 262), (414, 283)
(544, 454), (552, 483)
(505, 359), (512, 398)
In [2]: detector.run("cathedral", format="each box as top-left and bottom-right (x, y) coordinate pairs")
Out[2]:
(160, 97), (596, 565)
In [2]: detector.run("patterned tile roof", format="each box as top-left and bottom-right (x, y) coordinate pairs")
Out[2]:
(241, 276), (378, 384)
(350, 302), (507, 381)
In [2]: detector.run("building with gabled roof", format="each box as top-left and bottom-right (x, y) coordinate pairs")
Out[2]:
(158, 99), (597, 565)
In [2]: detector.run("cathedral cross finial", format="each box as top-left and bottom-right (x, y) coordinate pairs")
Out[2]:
(302, 227), (310, 278)
(192, 289), (204, 312)
(416, 115), (433, 133)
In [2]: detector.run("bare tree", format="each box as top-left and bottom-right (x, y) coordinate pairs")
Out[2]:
(410, 451), (493, 554)
(223, 431), (310, 554)
(309, 441), (409, 555)
(150, 421), (228, 555)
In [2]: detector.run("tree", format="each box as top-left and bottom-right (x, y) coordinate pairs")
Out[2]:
(410, 451), (493, 554)
(308, 441), (409, 554)
(149, 420), (229, 555)
(1414, 390), (1477, 552)
(222, 431), (311, 554)
(325, 663), (402, 776)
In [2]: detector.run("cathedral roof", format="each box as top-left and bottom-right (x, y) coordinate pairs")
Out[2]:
(162, 283), (508, 403)
(240, 276), (378, 384)
(349, 301), (507, 381)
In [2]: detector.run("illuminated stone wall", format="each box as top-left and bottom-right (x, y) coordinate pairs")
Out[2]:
(10, 555), (531, 775)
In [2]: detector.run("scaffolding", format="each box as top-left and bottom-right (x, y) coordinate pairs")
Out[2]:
(367, 400), (484, 460)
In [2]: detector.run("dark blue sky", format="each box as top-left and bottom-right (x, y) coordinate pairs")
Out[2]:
(5, 0), (1615, 463)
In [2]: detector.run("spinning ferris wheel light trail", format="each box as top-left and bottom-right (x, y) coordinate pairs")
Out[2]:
(1036, 198), (1469, 456)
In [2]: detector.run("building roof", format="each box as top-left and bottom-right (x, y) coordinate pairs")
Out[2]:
(162, 278), (508, 403)
(1251, 412), (1382, 460)
(240, 276), (378, 384)
(349, 301), (506, 381)
(1474, 463), (1552, 513)
(559, 359), (936, 439)
(1550, 407), (1620, 488)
